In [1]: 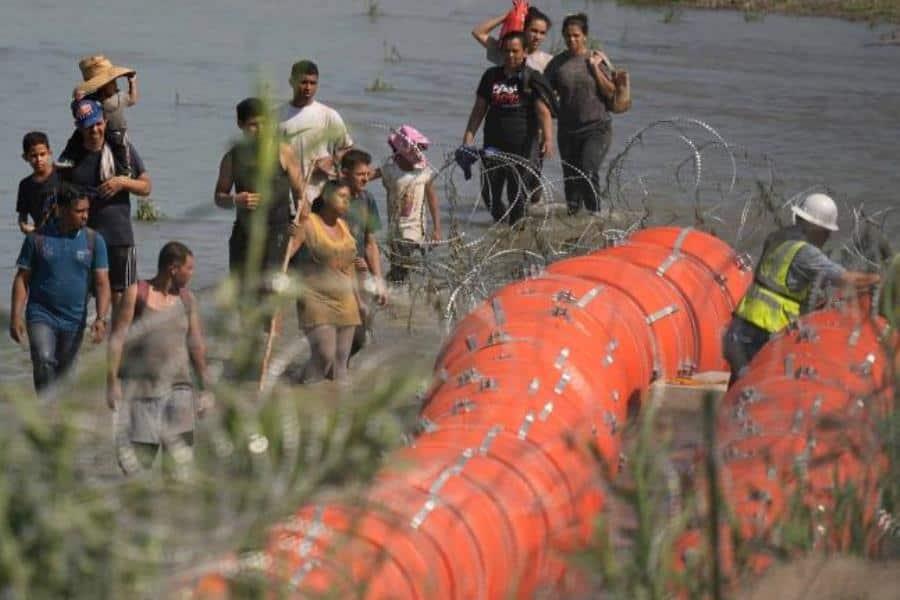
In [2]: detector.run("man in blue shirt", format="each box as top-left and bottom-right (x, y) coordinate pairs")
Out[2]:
(10, 185), (112, 392)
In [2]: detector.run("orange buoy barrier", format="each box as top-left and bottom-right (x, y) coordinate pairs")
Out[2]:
(675, 305), (895, 585)
(188, 227), (752, 598)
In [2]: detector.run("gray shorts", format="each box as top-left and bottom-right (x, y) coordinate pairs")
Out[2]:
(122, 383), (195, 444)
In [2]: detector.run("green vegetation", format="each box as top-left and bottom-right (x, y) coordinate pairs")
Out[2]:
(613, 0), (900, 24)
(135, 197), (163, 221)
(365, 74), (394, 93)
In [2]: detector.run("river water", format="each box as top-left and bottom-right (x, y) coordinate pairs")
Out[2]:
(1, 0), (898, 380)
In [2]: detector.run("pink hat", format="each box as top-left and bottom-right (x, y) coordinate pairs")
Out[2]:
(388, 124), (430, 168)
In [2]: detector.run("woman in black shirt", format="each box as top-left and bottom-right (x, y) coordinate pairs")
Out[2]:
(463, 32), (555, 225)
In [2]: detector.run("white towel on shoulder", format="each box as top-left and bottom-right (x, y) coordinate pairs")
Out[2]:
(99, 144), (116, 182)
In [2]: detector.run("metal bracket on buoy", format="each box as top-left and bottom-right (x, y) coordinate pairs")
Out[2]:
(850, 354), (876, 377)
(602, 339), (619, 367)
(289, 558), (321, 589)
(457, 368), (481, 386)
(517, 412), (536, 440)
(554, 347), (571, 370)
(486, 330), (510, 346)
(576, 286), (604, 308)
(491, 298), (506, 326)
(296, 506), (326, 559)
(796, 324), (820, 343)
(554, 372), (572, 395)
(528, 378), (540, 395)
(646, 304), (678, 325)
(412, 449), (475, 529)
(479, 377), (498, 391)
(656, 253), (680, 277)
(538, 402), (554, 422)
(554, 289), (577, 304)
(479, 426), (502, 455)
(451, 399), (475, 414)
(465, 335), (478, 351)
(784, 354), (795, 377)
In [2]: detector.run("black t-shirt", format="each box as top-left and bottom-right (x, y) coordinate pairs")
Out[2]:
(17, 171), (60, 226)
(63, 142), (145, 247)
(476, 66), (540, 156)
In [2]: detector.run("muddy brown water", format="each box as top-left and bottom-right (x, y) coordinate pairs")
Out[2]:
(2, 1), (898, 379)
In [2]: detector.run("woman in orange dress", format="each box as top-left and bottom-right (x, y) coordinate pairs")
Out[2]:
(291, 180), (361, 382)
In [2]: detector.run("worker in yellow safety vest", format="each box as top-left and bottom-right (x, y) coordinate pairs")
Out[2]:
(723, 193), (881, 386)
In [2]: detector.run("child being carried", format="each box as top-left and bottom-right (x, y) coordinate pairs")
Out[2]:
(59, 55), (138, 177)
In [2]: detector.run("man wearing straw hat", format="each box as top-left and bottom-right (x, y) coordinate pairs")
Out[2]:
(60, 55), (139, 177)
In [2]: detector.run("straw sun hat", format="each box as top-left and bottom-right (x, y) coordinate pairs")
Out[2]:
(75, 55), (135, 95)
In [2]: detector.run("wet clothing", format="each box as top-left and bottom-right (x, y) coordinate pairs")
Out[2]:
(119, 283), (195, 446)
(60, 141), (145, 247)
(119, 282), (194, 396)
(226, 140), (296, 275)
(16, 223), (108, 331)
(477, 66), (540, 155)
(480, 150), (537, 224)
(722, 315), (771, 387)
(386, 238), (425, 284)
(545, 51), (614, 214)
(116, 282), (197, 472)
(544, 52), (613, 132)
(381, 161), (435, 244)
(294, 213), (361, 328)
(26, 321), (85, 392)
(301, 324), (356, 383)
(475, 65), (554, 223)
(557, 124), (612, 214)
(17, 171), (61, 228)
(16, 223), (107, 392)
(345, 189), (382, 257)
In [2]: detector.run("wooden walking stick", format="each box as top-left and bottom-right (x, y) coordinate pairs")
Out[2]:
(257, 160), (314, 393)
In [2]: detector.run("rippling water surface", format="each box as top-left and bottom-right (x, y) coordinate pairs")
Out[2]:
(1, 0), (898, 379)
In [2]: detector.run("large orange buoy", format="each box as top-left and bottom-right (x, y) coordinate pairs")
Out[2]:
(675, 306), (895, 587)
(188, 227), (755, 598)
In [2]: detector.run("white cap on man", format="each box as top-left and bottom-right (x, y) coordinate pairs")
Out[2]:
(792, 193), (839, 232)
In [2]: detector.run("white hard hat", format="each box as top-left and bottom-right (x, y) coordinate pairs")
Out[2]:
(792, 193), (839, 232)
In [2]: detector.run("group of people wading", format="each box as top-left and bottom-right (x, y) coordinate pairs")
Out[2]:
(8, 3), (632, 472)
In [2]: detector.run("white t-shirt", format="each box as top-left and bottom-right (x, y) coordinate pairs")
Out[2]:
(278, 100), (353, 202)
(381, 161), (436, 244)
(486, 37), (553, 73)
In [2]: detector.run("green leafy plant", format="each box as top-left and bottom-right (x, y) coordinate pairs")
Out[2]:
(135, 197), (163, 221)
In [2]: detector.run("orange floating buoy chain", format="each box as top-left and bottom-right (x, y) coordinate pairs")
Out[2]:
(186, 227), (759, 599)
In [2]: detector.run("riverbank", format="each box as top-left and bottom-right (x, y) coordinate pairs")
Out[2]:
(617, 0), (900, 24)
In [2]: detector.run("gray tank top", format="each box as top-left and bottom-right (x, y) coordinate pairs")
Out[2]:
(120, 284), (192, 396)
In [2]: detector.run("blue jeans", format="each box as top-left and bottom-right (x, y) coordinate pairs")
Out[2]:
(27, 321), (85, 392)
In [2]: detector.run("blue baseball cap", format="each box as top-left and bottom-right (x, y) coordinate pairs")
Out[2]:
(72, 99), (104, 128)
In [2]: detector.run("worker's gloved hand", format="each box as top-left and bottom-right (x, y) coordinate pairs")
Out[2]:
(454, 145), (481, 181)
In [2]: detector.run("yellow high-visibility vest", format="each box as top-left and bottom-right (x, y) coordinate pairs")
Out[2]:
(735, 240), (809, 333)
